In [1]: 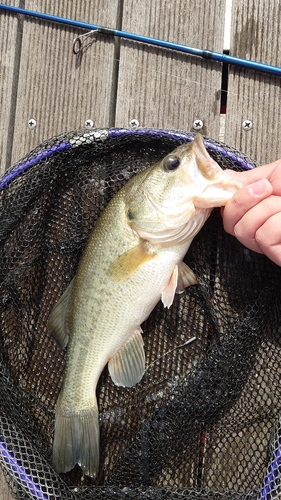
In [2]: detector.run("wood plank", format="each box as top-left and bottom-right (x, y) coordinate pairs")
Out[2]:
(115, 0), (226, 139)
(225, 0), (281, 164)
(0, 466), (15, 500)
(0, 0), (21, 175)
(9, 0), (121, 167)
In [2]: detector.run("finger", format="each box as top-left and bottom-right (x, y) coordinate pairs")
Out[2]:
(222, 179), (273, 236)
(223, 168), (267, 186)
(233, 195), (281, 254)
(255, 211), (281, 266)
(224, 161), (281, 194)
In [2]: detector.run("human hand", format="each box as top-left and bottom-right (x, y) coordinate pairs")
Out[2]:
(221, 159), (281, 266)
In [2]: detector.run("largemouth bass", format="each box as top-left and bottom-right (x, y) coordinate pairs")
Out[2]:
(49, 134), (242, 478)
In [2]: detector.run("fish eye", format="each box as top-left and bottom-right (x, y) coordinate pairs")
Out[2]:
(163, 155), (180, 171)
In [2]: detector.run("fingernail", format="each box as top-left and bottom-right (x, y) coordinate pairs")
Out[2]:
(247, 179), (269, 197)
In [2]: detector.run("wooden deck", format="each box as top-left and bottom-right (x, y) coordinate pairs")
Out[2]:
(1, 0), (281, 176)
(0, 0), (281, 497)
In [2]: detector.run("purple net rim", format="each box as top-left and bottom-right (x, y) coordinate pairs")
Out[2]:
(257, 437), (281, 500)
(0, 141), (71, 191)
(0, 127), (256, 191)
(0, 126), (274, 497)
(0, 440), (49, 500)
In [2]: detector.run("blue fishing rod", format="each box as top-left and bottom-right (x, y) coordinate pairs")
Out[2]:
(0, 3), (281, 77)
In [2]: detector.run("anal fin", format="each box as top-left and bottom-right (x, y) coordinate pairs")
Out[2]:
(108, 328), (145, 387)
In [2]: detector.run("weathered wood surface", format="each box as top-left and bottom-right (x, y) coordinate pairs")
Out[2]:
(0, 0), (20, 174)
(0, 467), (16, 500)
(115, 0), (225, 136)
(225, 0), (281, 164)
(1, 0), (280, 175)
(0, 0), (120, 174)
(0, 1), (280, 497)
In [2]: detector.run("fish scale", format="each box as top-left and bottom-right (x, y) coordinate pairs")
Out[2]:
(48, 134), (242, 478)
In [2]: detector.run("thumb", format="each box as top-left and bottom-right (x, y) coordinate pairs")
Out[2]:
(222, 178), (272, 236)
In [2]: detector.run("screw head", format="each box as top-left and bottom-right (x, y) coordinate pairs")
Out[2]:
(28, 118), (37, 129)
(192, 119), (203, 131)
(242, 120), (253, 131)
(129, 118), (139, 128)
(84, 119), (94, 128)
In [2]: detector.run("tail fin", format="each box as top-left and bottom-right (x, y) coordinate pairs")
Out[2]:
(52, 396), (100, 478)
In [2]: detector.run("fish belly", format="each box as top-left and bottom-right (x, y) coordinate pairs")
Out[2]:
(53, 242), (186, 477)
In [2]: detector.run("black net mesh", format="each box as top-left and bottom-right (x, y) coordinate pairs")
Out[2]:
(0, 127), (280, 500)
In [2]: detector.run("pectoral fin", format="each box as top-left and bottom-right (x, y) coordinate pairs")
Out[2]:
(161, 262), (197, 308)
(108, 243), (156, 281)
(108, 328), (145, 387)
(48, 279), (73, 348)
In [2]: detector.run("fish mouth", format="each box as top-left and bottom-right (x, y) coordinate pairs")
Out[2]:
(187, 134), (243, 207)
(193, 175), (243, 208)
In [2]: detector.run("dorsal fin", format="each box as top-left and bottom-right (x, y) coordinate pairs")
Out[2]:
(48, 279), (74, 348)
